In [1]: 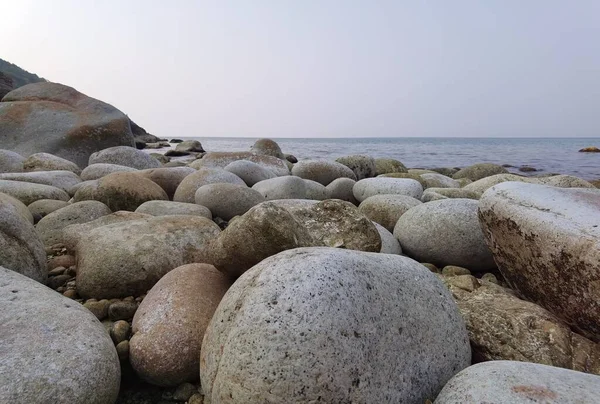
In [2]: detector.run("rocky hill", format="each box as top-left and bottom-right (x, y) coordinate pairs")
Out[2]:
(0, 58), (45, 89)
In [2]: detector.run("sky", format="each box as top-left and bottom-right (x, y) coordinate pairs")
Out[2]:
(2, 1), (600, 138)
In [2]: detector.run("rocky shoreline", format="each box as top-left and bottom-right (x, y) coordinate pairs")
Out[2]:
(1, 82), (600, 403)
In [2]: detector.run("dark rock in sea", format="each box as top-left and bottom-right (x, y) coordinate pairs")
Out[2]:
(0, 82), (135, 168)
(285, 153), (298, 163)
(501, 164), (514, 168)
(170, 138), (184, 143)
(519, 165), (537, 172)
(134, 140), (147, 150)
(165, 150), (191, 157)
(579, 146), (600, 152)
(129, 120), (161, 144)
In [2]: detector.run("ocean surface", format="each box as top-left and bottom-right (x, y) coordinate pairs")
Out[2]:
(160, 137), (600, 180)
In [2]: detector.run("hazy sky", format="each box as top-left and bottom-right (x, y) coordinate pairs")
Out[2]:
(3, 1), (600, 138)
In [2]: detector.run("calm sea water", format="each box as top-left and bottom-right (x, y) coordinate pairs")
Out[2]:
(162, 137), (600, 180)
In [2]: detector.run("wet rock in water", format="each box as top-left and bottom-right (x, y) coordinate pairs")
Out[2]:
(434, 361), (600, 404)
(173, 167), (245, 203)
(303, 179), (330, 200)
(420, 173), (461, 189)
(201, 248), (470, 403)
(452, 163), (509, 181)
(27, 199), (69, 222)
(207, 199), (381, 278)
(175, 140), (205, 153)
(80, 163), (139, 180)
(0, 170), (81, 194)
(325, 177), (358, 205)
(89, 146), (161, 169)
(190, 151), (290, 177)
(75, 215), (220, 299)
(374, 158), (408, 175)
(252, 175), (307, 200)
(478, 182), (600, 342)
(224, 160), (277, 186)
(373, 222), (402, 254)
(394, 199), (495, 272)
(0, 267), (120, 404)
(136, 166), (196, 199)
(353, 177), (424, 202)
(442, 276), (600, 374)
(538, 174), (595, 188)
(0, 82), (135, 168)
(358, 194), (422, 232)
(579, 146), (600, 152)
(0, 192), (34, 223)
(0, 180), (70, 205)
(335, 155), (377, 180)
(0, 149), (25, 173)
(170, 138), (184, 143)
(250, 138), (285, 159)
(421, 187), (481, 202)
(519, 165), (537, 172)
(431, 167), (459, 177)
(195, 183), (265, 220)
(73, 172), (168, 211)
(0, 198), (47, 282)
(22, 152), (82, 175)
(291, 159), (357, 185)
(135, 200), (212, 219)
(130, 264), (230, 386)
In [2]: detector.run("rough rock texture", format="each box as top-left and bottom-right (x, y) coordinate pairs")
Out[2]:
(335, 155), (377, 180)
(291, 159), (357, 185)
(443, 275), (600, 374)
(250, 138), (285, 159)
(0, 199), (47, 282)
(0, 82), (134, 168)
(434, 361), (600, 404)
(0, 149), (25, 173)
(224, 160), (276, 186)
(452, 163), (509, 181)
(0, 267), (120, 404)
(207, 200), (381, 278)
(478, 182), (600, 342)
(463, 173), (535, 195)
(195, 183), (265, 220)
(130, 264), (230, 386)
(421, 188), (481, 202)
(394, 199), (495, 271)
(190, 152), (290, 177)
(0, 170), (81, 194)
(353, 178), (423, 202)
(539, 174), (596, 188)
(22, 152), (82, 174)
(80, 163), (138, 180)
(421, 173), (460, 189)
(73, 172), (168, 211)
(252, 176), (307, 200)
(358, 194), (422, 232)
(373, 222), (402, 254)
(0, 180), (69, 205)
(201, 248), (470, 403)
(75, 215), (221, 298)
(1, 192), (34, 223)
(173, 168), (245, 203)
(88, 146), (161, 169)
(326, 177), (359, 205)
(0, 72), (14, 99)
(175, 140), (204, 153)
(377, 172), (427, 187)
(35, 201), (111, 247)
(136, 167), (195, 200)
(304, 179), (331, 200)
(135, 200), (212, 219)
(374, 158), (407, 175)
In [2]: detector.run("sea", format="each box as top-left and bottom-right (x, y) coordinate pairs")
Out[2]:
(156, 137), (600, 180)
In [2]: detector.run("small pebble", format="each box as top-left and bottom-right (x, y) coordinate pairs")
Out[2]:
(110, 320), (131, 344)
(48, 274), (71, 289)
(442, 265), (471, 276)
(83, 299), (110, 320)
(447, 275), (480, 292)
(47, 254), (76, 270)
(108, 300), (138, 321)
(65, 266), (77, 277)
(187, 393), (204, 404)
(48, 266), (66, 276)
(173, 383), (197, 402)
(62, 289), (78, 299)
(116, 340), (129, 361)
(481, 272), (499, 284)
(421, 263), (440, 273)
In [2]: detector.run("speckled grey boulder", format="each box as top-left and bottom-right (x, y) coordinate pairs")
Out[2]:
(252, 176), (307, 200)
(0, 267), (120, 404)
(452, 163), (509, 181)
(0, 192), (33, 223)
(135, 200), (212, 219)
(130, 264), (230, 387)
(35, 201), (111, 247)
(463, 174), (537, 195)
(190, 152), (290, 177)
(0, 200), (47, 282)
(326, 177), (358, 205)
(394, 199), (495, 271)
(0, 180), (70, 205)
(175, 140), (204, 153)
(195, 183), (265, 220)
(335, 155), (377, 180)
(421, 173), (460, 189)
(224, 160), (276, 186)
(80, 163), (138, 180)
(201, 247), (470, 403)
(89, 146), (161, 169)
(250, 138), (285, 159)
(478, 182), (600, 342)
(291, 159), (357, 185)
(353, 178), (423, 203)
(23, 152), (82, 175)
(434, 361), (600, 404)
(173, 168), (245, 203)
(27, 199), (69, 222)
(0, 171), (81, 194)
(304, 179), (330, 200)
(75, 215), (220, 299)
(539, 174), (595, 188)
(373, 222), (402, 254)
(374, 158), (407, 175)
(136, 167), (196, 200)
(0, 150), (25, 173)
(421, 188), (481, 202)
(358, 194), (422, 232)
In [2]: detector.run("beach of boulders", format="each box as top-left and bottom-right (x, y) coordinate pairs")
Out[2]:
(1, 82), (600, 403)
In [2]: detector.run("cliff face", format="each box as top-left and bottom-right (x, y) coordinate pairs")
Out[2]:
(0, 58), (45, 89)
(0, 72), (15, 100)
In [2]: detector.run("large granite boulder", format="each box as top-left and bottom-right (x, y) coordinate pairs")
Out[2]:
(250, 138), (285, 159)
(252, 176), (307, 200)
(195, 183), (265, 220)
(291, 159), (356, 185)
(0, 82), (134, 168)
(0, 180), (69, 205)
(452, 163), (509, 181)
(22, 152), (82, 174)
(173, 168), (245, 203)
(190, 152), (290, 177)
(0, 170), (81, 194)
(136, 167), (195, 199)
(358, 194), (422, 232)
(80, 163), (138, 180)
(353, 178), (423, 202)
(135, 200), (212, 219)
(374, 158), (407, 175)
(435, 361), (600, 404)
(335, 155), (377, 180)
(478, 182), (600, 342)
(0, 192), (34, 223)
(201, 248), (470, 403)
(88, 146), (161, 169)
(0, 267), (120, 404)
(224, 160), (276, 186)
(463, 173), (536, 195)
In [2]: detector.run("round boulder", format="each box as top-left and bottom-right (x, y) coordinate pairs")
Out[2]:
(27, 199), (70, 222)
(373, 222), (402, 254)
(250, 138), (285, 159)
(224, 160), (276, 186)
(173, 168), (245, 203)
(452, 163), (509, 181)
(89, 146), (161, 169)
(135, 200), (212, 219)
(326, 177), (358, 205)
(0, 180), (69, 206)
(358, 194), (422, 232)
(335, 155), (377, 180)
(136, 167), (196, 199)
(195, 183), (265, 220)
(80, 163), (139, 181)
(201, 247), (470, 403)
(353, 178), (423, 203)
(304, 179), (330, 200)
(0, 170), (82, 194)
(0, 192), (34, 224)
(421, 188), (480, 202)
(291, 160), (357, 185)
(420, 173), (460, 189)
(374, 158), (407, 175)
(23, 152), (82, 174)
(0, 149), (25, 173)
(252, 176), (307, 200)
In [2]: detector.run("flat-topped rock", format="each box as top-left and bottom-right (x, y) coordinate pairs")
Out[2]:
(0, 180), (69, 205)
(89, 146), (161, 169)
(353, 177), (423, 202)
(135, 200), (212, 219)
(0, 170), (81, 194)
(23, 152), (82, 174)
(80, 163), (138, 181)
(452, 163), (509, 181)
